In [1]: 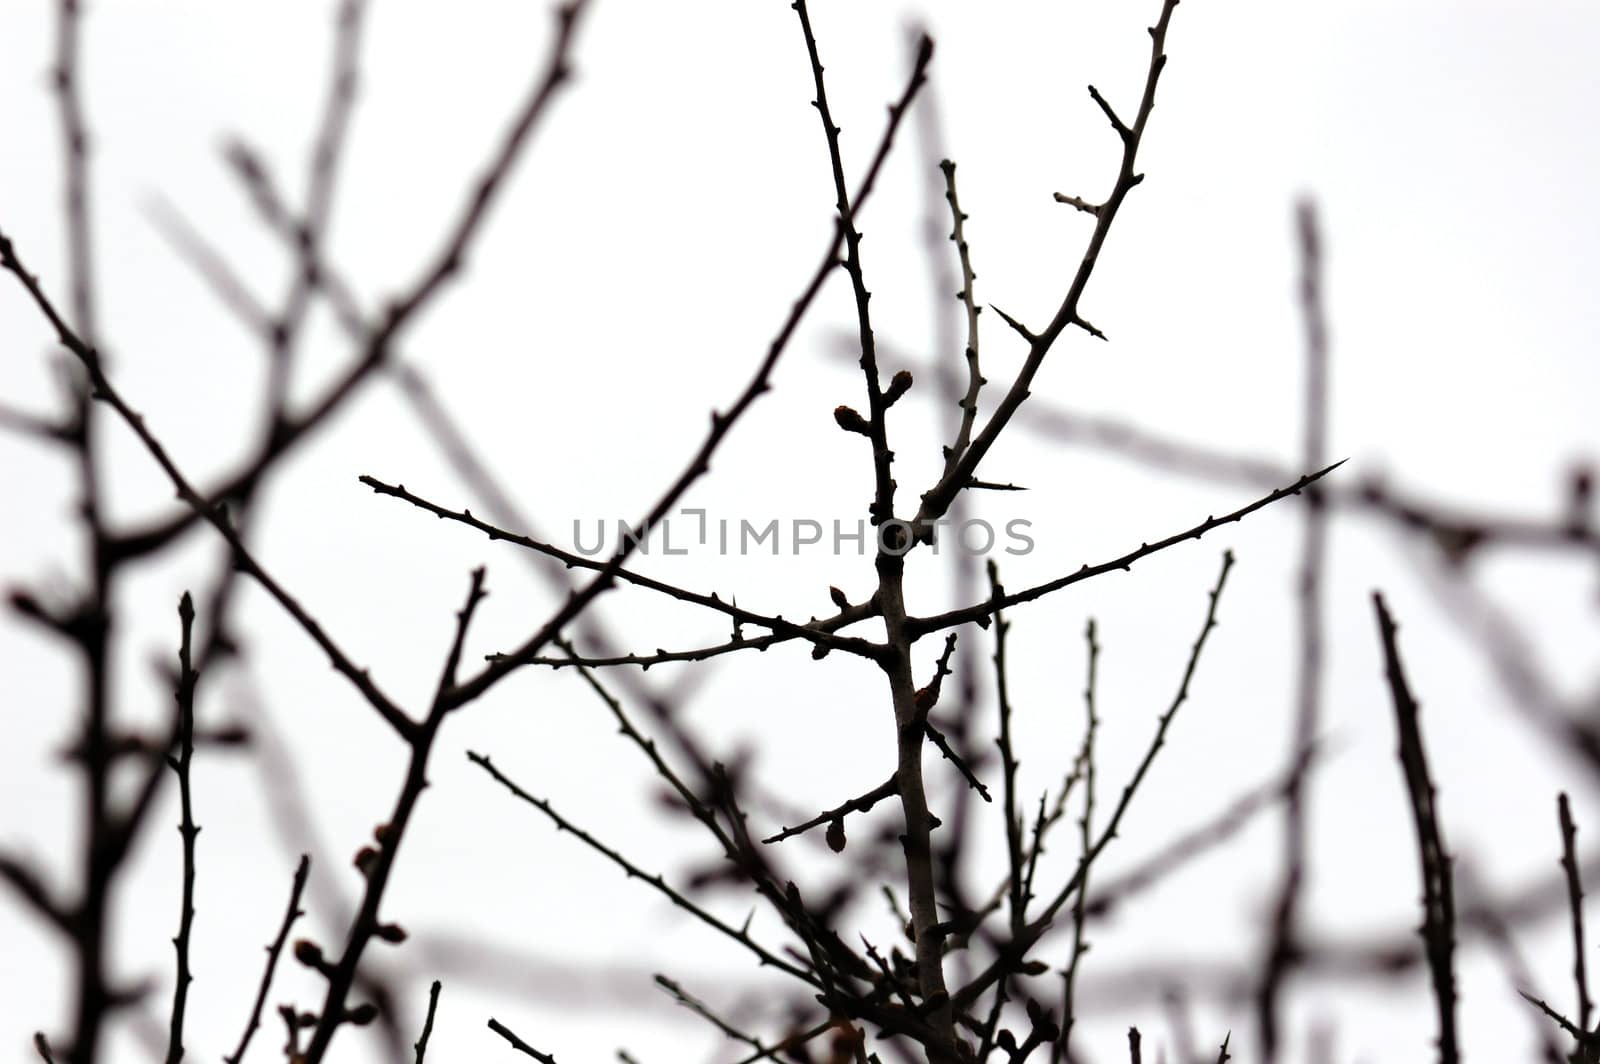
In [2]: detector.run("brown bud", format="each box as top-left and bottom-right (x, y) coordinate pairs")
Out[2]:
(344, 1003), (379, 1026)
(832, 405), (870, 436)
(810, 642), (830, 660)
(884, 370), (913, 406)
(374, 922), (408, 944)
(293, 939), (324, 968)
(353, 846), (379, 876)
(828, 585), (849, 610)
(825, 817), (846, 853)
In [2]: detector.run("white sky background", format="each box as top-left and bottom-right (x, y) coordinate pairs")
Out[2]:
(1, 1), (1598, 1061)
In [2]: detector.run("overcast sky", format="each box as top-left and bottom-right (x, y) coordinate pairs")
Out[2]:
(2, 2), (1598, 1062)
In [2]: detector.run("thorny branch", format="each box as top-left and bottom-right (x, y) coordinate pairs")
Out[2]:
(1373, 592), (1459, 1064)
(954, 551), (1236, 1016)
(8, 0), (1589, 1061)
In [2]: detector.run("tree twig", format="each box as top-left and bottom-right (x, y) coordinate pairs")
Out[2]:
(955, 550), (1236, 1013)
(164, 593), (200, 1064)
(224, 854), (310, 1064)
(487, 1017), (559, 1063)
(1258, 198), (1331, 1062)
(413, 980), (442, 1064)
(1373, 592), (1459, 1064)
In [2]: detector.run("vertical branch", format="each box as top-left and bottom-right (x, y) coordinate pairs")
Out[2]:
(50, 4), (116, 1057)
(916, 62), (990, 955)
(413, 981), (442, 1064)
(911, 0), (1182, 537)
(1560, 793), (1594, 1039)
(1372, 592), (1459, 1064)
(789, 8), (955, 1055)
(54, 0), (97, 345)
(921, 105), (992, 928)
(980, 562), (1024, 1064)
(880, 608), (958, 1061)
(938, 159), (984, 477)
(300, 568), (488, 1064)
(951, 551), (1235, 1017)
(165, 593), (200, 1064)
(791, 0), (914, 525)
(1258, 197), (1330, 1061)
(988, 562), (1027, 937)
(1059, 618), (1101, 1060)
(265, 0), (369, 410)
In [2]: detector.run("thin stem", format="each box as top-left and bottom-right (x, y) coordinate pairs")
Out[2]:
(357, 476), (885, 662)
(299, 568), (489, 1064)
(413, 981), (442, 1064)
(912, 0), (1182, 539)
(910, 464), (1337, 638)
(487, 1018), (558, 1063)
(469, 751), (820, 989)
(1373, 592), (1459, 1064)
(1060, 618), (1101, 1058)
(1559, 793), (1594, 1042)
(792, 0), (917, 526)
(954, 551), (1236, 1014)
(937, 159), (984, 478)
(1258, 197), (1331, 1062)
(987, 561), (1026, 938)
(224, 855), (310, 1064)
(164, 593), (200, 1064)
(444, 38), (934, 710)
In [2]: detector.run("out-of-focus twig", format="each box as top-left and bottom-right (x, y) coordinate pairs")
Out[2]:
(1373, 592), (1459, 1064)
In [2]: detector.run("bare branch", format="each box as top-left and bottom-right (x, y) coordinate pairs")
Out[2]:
(792, 0), (926, 526)
(468, 751), (821, 989)
(909, 463), (1339, 638)
(446, 37), (935, 709)
(938, 159), (985, 477)
(1373, 592), (1459, 1064)
(358, 475), (884, 663)
(654, 974), (765, 1051)
(0, 853), (72, 934)
(413, 981), (442, 1064)
(224, 855), (310, 1064)
(913, 0), (1182, 537)
(955, 550), (1236, 1013)
(1257, 198), (1331, 1062)
(763, 775), (898, 847)
(1059, 617), (1102, 1059)
(487, 1017), (559, 1063)
(163, 593), (199, 1064)
(1559, 793), (1595, 1048)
